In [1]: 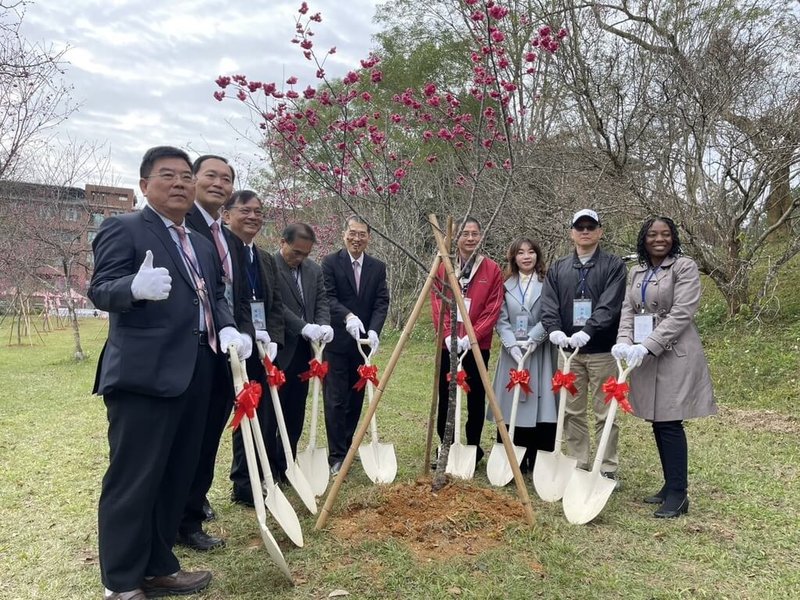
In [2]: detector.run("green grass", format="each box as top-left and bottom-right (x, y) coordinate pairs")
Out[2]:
(1, 289), (799, 599)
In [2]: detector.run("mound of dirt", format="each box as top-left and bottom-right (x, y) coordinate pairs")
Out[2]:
(330, 478), (527, 560)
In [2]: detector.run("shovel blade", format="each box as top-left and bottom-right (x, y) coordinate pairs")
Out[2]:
(486, 442), (526, 487)
(561, 468), (616, 525)
(284, 464), (318, 515)
(264, 482), (304, 547)
(359, 441), (397, 484)
(296, 446), (329, 497)
(445, 443), (477, 480)
(257, 516), (293, 581)
(532, 450), (578, 502)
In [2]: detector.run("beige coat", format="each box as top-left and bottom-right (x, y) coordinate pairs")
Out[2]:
(617, 256), (716, 421)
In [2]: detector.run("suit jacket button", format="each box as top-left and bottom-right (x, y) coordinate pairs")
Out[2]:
(193, 328), (199, 335)
(193, 298), (199, 305)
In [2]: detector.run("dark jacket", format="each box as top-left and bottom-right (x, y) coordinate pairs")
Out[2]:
(540, 246), (626, 354)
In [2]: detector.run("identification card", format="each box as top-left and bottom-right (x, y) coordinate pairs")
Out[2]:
(223, 277), (234, 311)
(514, 315), (529, 339)
(250, 300), (266, 330)
(633, 313), (654, 343)
(456, 297), (472, 323)
(573, 298), (592, 327)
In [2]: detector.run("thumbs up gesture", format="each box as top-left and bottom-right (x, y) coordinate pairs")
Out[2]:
(131, 250), (172, 301)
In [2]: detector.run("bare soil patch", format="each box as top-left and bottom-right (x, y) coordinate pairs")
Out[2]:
(330, 478), (526, 561)
(719, 406), (800, 435)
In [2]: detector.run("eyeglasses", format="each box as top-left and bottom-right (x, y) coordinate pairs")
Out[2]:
(346, 230), (369, 239)
(231, 207), (264, 217)
(573, 223), (598, 232)
(460, 231), (481, 239)
(146, 171), (194, 184)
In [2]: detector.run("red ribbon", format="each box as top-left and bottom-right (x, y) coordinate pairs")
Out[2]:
(353, 364), (379, 391)
(506, 368), (532, 395)
(446, 370), (471, 393)
(262, 355), (287, 389)
(602, 376), (633, 413)
(299, 358), (329, 382)
(230, 381), (262, 430)
(551, 370), (578, 396)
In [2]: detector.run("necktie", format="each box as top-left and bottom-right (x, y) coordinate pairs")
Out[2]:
(352, 260), (361, 293)
(292, 268), (305, 303)
(173, 225), (218, 353)
(209, 221), (230, 279)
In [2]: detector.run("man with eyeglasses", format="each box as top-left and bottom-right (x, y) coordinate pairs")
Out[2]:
(89, 146), (251, 599)
(221, 190), (285, 504)
(178, 155), (261, 551)
(540, 209), (627, 486)
(321, 215), (389, 475)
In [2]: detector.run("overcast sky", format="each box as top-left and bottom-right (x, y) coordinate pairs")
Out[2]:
(19, 0), (383, 197)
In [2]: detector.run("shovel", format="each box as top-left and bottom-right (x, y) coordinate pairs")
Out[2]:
(445, 348), (477, 480)
(257, 342), (318, 515)
(562, 357), (635, 525)
(295, 341), (330, 496)
(487, 341), (535, 487)
(356, 339), (397, 484)
(227, 346), (297, 577)
(533, 346), (580, 502)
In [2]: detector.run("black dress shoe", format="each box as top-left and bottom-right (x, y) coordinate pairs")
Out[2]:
(202, 498), (216, 521)
(654, 495), (689, 518)
(330, 461), (343, 475)
(644, 485), (666, 504)
(141, 569), (212, 597)
(231, 488), (255, 507)
(176, 530), (226, 551)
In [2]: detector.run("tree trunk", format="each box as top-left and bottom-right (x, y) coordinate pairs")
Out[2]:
(766, 162), (792, 238)
(62, 259), (85, 361)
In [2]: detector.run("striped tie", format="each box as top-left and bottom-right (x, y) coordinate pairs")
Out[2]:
(173, 225), (217, 353)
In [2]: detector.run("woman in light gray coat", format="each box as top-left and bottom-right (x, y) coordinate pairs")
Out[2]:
(613, 217), (716, 518)
(488, 237), (557, 474)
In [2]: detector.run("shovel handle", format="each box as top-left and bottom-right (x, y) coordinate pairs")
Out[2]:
(356, 338), (375, 364)
(558, 345), (580, 372)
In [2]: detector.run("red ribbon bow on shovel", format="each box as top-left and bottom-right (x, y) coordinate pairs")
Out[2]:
(262, 355), (287, 390)
(353, 364), (379, 391)
(602, 376), (633, 414)
(299, 358), (329, 382)
(506, 368), (532, 395)
(446, 370), (471, 393)
(551, 369), (578, 396)
(230, 381), (262, 430)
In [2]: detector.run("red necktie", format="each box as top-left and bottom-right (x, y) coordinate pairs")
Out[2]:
(173, 225), (218, 353)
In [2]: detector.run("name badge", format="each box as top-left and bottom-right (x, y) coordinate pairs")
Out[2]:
(633, 313), (654, 343)
(514, 315), (529, 339)
(573, 298), (592, 327)
(223, 277), (234, 311)
(250, 300), (266, 330)
(456, 297), (472, 323)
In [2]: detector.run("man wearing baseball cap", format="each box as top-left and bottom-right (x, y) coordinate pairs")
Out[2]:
(540, 208), (627, 485)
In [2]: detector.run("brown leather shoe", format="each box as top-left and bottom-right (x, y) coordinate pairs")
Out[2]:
(141, 570), (212, 597)
(105, 590), (146, 600)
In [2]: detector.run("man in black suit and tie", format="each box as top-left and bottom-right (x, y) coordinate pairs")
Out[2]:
(271, 222), (332, 476)
(89, 146), (251, 600)
(321, 215), (390, 475)
(221, 189), (286, 503)
(178, 155), (255, 551)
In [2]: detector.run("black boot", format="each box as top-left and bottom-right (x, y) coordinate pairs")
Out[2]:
(652, 421), (689, 518)
(644, 423), (667, 504)
(654, 493), (689, 518)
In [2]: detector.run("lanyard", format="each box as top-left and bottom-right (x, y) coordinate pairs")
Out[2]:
(245, 252), (261, 300)
(641, 267), (660, 306)
(172, 239), (206, 289)
(516, 274), (533, 305)
(576, 267), (590, 298)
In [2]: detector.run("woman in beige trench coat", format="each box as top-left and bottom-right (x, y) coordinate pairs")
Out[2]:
(612, 217), (716, 518)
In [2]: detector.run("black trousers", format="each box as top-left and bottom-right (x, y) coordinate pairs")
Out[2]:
(179, 354), (232, 535)
(652, 420), (688, 494)
(99, 345), (215, 592)
(495, 422), (557, 472)
(437, 347), (491, 459)
(323, 346), (366, 465)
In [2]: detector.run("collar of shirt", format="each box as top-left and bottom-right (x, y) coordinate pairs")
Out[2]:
(347, 252), (363, 268)
(152, 208), (186, 231)
(195, 202), (222, 228)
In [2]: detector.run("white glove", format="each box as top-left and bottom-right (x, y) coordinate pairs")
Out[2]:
(345, 315), (365, 340)
(255, 330), (271, 345)
(569, 330), (591, 348)
(526, 339), (539, 354)
(267, 341), (278, 361)
(611, 343), (630, 361)
(509, 346), (524, 364)
(457, 336), (470, 354)
(301, 323), (322, 341)
(220, 327), (252, 359)
(368, 329), (380, 353)
(549, 330), (570, 348)
(627, 344), (649, 367)
(318, 324), (334, 343)
(130, 250), (171, 301)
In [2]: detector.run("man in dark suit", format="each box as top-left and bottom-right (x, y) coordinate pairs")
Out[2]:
(178, 155), (254, 551)
(271, 222), (332, 476)
(321, 215), (390, 474)
(89, 146), (251, 600)
(221, 189), (286, 503)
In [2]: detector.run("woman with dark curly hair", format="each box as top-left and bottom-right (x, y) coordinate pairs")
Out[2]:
(488, 237), (557, 474)
(612, 217), (716, 518)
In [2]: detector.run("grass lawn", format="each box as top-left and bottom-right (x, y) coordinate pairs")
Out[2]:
(1, 287), (799, 599)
